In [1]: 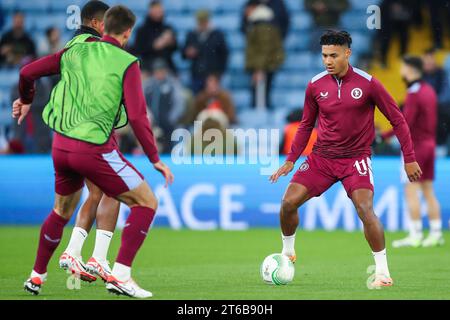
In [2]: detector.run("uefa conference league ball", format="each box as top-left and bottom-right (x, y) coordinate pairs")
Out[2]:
(260, 253), (295, 285)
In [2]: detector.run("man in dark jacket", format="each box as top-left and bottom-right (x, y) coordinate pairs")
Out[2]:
(131, 0), (177, 73)
(0, 11), (36, 66)
(183, 10), (229, 93)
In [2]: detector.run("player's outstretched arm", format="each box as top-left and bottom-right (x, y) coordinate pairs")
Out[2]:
(14, 49), (66, 125)
(269, 161), (294, 183)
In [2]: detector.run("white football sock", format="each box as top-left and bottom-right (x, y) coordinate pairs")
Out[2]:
(31, 270), (47, 281)
(429, 219), (442, 236)
(281, 233), (296, 256)
(372, 248), (390, 277)
(92, 230), (113, 261)
(66, 227), (88, 257)
(409, 219), (423, 239)
(112, 262), (131, 282)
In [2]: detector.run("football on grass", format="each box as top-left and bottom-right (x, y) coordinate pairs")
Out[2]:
(260, 253), (295, 285)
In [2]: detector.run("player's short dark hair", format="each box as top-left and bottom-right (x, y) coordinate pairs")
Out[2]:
(402, 55), (423, 73)
(104, 5), (136, 35)
(320, 30), (352, 48)
(81, 1), (110, 24)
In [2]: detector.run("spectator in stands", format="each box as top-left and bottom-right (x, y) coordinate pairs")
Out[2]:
(37, 27), (63, 57)
(182, 10), (229, 94)
(427, 0), (450, 50)
(280, 109), (317, 156)
(422, 49), (450, 149)
(377, 0), (412, 68)
(132, 0), (177, 73)
(10, 59), (52, 153)
(190, 74), (236, 124)
(241, 0), (290, 40)
(243, 0), (284, 109)
(0, 11), (36, 67)
(305, 0), (349, 51)
(187, 107), (239, 155)
(422, 48), (449, 101)
(0, 6), (4, 32)
(143, 59), (186, 153)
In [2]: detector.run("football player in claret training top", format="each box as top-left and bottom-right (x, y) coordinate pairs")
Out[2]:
(270, 30), (422, 288)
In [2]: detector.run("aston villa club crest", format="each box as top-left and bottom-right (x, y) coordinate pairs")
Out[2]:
(351, 88), (363, 99)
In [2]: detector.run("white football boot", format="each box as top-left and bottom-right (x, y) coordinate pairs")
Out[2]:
(106, 275), (153, 298)
(86, 257), (112, 282)
(59, 252), (96, 282)
(392, 235), (422, 248)
(422, 233), (445, 247)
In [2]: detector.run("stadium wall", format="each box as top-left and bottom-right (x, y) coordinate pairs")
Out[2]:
(0, 156), (449, 231)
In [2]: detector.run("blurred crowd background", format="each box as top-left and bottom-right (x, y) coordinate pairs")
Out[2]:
(0, 0), (449, 157)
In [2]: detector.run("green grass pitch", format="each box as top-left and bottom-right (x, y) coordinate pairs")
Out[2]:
(0, 227), (449, 300)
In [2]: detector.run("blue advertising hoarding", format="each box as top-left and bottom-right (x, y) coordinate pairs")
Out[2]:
(0, 155), (449, 231)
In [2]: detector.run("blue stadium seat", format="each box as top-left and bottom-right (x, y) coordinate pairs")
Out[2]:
(173, 52), (190, 71)
(285, 91), (306, 109)
(230, 52), (245, 71)
(121, 0), (147, 13)
(217, 0), (246, 13)
(285, 0), (304, 11)
(282, 52), (314, 71)
(165, 14), (195, 31)
(274, 72), (311, 90)
(178, 71), (191, 87)
(236, 109), (271, 127)
(28, 13), (68, 32)
(291, 12), (313, 30)
(185, 0), (219, 13)
(17, 0), (50, 12)
(213, 14), (240, 32)
(164, 0), (187, 13)
(444, 55), (450, 73)
(232, 90), (251, 110)
(176, 30), (187, 47)
(227, 72), (249, 89)
(350, 32), (371, 54)
(226, 32), (245, 50)
(349, 0), (381, 11)
(273, 90), (305, 109)
(340, 10), (368, 31)
(0, 69), (19, 89)
(1, 0), (18, 12)
(0, 88), (11, 106)
(49, 0), (83, 13)
(285, 32), (310, 51)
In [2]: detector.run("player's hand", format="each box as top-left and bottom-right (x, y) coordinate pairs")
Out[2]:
(269, 161), (294, 184)
(404, 161), (422, 182)
(12, 98), (31, 125)
(153, 160), (174, 188)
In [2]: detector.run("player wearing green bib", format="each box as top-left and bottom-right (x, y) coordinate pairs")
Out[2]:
(53, 1), (129, 286)
(15, 5), (174, 298)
